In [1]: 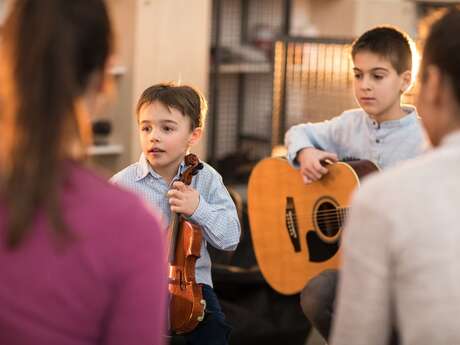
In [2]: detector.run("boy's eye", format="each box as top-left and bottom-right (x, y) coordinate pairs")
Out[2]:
(141, 126), (151, 132)
(162, 126), (174, 132)
(354, 73), (362, 79)
(373, 74), (384, 80)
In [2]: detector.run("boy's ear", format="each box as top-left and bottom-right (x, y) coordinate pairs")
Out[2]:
(400, 70), (412, 93)
(189, 127), (203, 146)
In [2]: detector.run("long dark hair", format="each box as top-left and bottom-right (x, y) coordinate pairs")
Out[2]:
(0, 0), (113, 248)
(421, 6), (460, 105)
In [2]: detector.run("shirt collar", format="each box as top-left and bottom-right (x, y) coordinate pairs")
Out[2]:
(135, 153), (186, 182)
(366, 105), (419, 129)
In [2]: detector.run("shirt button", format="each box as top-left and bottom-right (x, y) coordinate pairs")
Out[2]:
(376, 139), (380, 143)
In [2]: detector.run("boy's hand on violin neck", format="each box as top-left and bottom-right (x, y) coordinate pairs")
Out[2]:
(167, 181), (200, 216)
(297, 147), (338, 184)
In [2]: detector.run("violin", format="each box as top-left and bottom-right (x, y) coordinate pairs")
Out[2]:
(168, 153), (206, 334)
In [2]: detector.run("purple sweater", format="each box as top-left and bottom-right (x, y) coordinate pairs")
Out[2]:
(0, 163), (167, 345)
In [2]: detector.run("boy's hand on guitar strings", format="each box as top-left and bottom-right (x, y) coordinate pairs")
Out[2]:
(168, 181), (200, 216)
(297, 148), (338, 184)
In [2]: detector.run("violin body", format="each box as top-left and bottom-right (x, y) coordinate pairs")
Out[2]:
(168, 153), (206, 334)
(169, 219), (206, 333)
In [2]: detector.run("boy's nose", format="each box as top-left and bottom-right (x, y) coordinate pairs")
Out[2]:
(360, 78), (372, 91)
(149, 129), (160, 142)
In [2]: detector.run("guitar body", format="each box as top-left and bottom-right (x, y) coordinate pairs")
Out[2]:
(247, 157), (378, 295)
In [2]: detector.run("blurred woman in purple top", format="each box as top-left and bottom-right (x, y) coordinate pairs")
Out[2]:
(0, 1), (167, 344)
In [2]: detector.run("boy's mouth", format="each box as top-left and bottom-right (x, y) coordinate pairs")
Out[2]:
(148, 148), (165, 153)
(360, 97), (376, 102)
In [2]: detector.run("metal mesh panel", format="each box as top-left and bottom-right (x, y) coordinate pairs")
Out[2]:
(212, 76), (239, 158)
(209, 0), (286, 162)
(217, 0), (241, 48)
(272, 37), (419, 146)
(284, 40), (356, 128)
(272, 38), (355, 145)
(242, 74), (273, 137)
(248, 0), (284, 39)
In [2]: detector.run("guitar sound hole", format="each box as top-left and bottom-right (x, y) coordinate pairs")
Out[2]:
(316, 202), (340, 238)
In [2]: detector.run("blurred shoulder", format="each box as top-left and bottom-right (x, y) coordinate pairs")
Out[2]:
(67, 162), (161, 230)
(110, 162), (141, 185)
(354, 149), (444, 206)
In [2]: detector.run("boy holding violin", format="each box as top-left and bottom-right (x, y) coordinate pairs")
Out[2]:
(111, 82), (241, 345)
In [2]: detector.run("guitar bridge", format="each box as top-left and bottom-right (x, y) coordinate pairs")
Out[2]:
(285, 197), (301, 252)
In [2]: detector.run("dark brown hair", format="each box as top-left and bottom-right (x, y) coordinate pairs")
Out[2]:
(0, 0), (112, 248)
(351, 26), (413, 74)
(136, 83), (207, 130)
(421, 6), (460, 105)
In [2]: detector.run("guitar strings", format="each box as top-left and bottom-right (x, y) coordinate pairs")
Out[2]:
(291, 211), (348, 223)
(290, 217), (347, 223)
(288, 207), (351, 227)
(296, 211), (348, 218)
(293, 209), (349, 217)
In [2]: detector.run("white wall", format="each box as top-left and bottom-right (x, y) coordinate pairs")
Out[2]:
(104, 0), (137, 172)
(298, 0), (417, 39)
(354, 0), (417, 38)
(291, 0), (314, 36)
(131, 0), (212, 161)
(0, 0), (7, 24)
(94, 0), (212, 174)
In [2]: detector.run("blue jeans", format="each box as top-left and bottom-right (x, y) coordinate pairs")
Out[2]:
(183, 284), (232, 345)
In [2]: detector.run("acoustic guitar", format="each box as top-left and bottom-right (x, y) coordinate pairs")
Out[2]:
(247, 157), (378, 295)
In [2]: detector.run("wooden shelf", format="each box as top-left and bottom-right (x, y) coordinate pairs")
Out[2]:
(88, 144), (124, 156)
(108, 65), (127, 76)
(213, 62), (272, 74)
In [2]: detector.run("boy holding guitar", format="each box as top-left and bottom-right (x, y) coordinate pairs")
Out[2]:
(332, 7), (460, 344)
(285, 26), (426, 343)
(111, 83), (240, 345)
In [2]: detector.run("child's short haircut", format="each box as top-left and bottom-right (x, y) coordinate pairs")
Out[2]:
(351, 26), (413, 74)
(136, 82), (207, 130)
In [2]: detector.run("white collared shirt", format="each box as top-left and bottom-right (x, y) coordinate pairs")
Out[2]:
(111, 155), (241, 287)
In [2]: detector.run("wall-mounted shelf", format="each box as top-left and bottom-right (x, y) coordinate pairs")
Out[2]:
(88, 144), (124, 156)
(214, 62), (272, 74)
(108, 65), (127, 76)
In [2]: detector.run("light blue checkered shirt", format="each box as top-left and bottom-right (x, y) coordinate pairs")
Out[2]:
(285, 106), (427, 170)
(111, 154), (241, 287)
